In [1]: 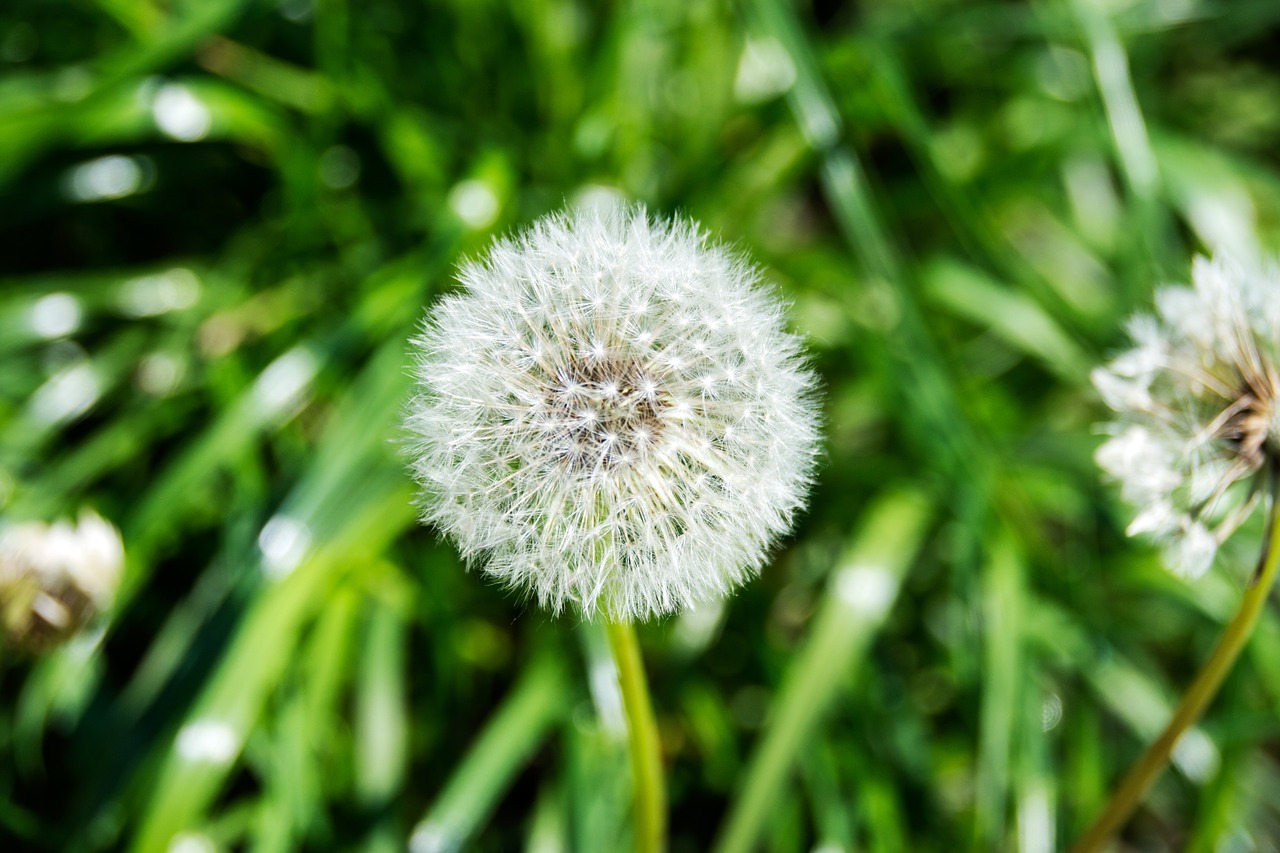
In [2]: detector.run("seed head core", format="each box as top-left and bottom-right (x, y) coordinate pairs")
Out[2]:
(549, 357), (668, 471)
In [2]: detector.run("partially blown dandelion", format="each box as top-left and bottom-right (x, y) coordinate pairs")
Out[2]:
(406, 206), (818, 622)
(1075, 253), (1280, 852)
(1093, 253), (1280, 578)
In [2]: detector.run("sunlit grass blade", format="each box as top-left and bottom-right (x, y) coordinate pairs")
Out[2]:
(354, 585), (410, 853)
(712, 488), (932, 853)
(408, 654), (570, 853)
(1070, 0), (1157, 200)
(525, 783), (568, 853)
(1015, 675), (1057, 853)
(974, 536), (1025, 850)
(128, 480), (415, 853)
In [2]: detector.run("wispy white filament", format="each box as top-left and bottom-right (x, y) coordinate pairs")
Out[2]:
(406, 206), (819, 621)
(1093, 254), (1280, 577)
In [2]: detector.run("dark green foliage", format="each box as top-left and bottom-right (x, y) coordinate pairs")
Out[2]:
(4, 0), (1280, 850)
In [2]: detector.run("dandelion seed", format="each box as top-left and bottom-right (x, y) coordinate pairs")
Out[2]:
(406, 205), (819, 621)
(1093, 253), (1280, 577)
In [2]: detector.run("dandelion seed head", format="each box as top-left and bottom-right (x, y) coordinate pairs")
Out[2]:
(1094, 254), (1280, 577)
(0, 510), (124, 650)
(406, 205), (820, 621)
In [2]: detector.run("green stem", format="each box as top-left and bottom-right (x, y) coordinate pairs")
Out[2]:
(1070, 502), (1280, 853)
(606, 620), (666, 853)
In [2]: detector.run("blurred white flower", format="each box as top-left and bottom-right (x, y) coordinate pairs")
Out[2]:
(1093, 254), (1280, 577)
(0, 510), (124, 650)
(406, 205), (819, 621)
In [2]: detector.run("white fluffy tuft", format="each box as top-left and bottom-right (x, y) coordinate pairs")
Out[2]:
(0, 509), (124, 648)
(406, 205), (820, 621)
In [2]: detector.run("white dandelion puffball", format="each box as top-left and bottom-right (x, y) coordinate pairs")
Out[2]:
(1093, 253), (1280, 578)
(0, 509), (124, 649)
(406, 206), (819, 621)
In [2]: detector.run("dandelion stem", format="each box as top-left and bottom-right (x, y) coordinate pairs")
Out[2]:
(1070, 495), (1280, 853)
(606, 620), (666, 853)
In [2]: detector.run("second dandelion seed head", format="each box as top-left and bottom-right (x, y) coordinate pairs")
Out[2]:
(406, 205), (819, 622)
(0, 510), (124, 651)
(1094, 254), (1280, 577)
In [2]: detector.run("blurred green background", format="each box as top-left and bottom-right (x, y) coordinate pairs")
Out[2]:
(5, 0), (1280, 851)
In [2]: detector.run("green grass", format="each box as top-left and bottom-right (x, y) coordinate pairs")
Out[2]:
(4, 0), (1280, 850)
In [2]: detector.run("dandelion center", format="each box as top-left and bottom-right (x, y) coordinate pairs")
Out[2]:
(547, 356), (668, 471)
(1220, 377), (1278, 472)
